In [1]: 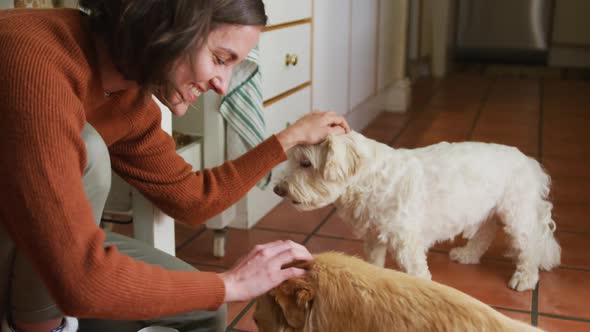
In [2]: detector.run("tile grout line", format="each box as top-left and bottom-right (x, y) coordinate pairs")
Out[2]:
(531, 282), (539, 326)
(186, 261), (228, 270)
(175, 225), (207, 252)
(226, 300), (256, 332)
(466, 77), (495, 140)
(302, 207), (337, 245)
(538, 312), (590, 324)
(491, 306), (531, 314)
(252, 226), (312, 236)
(557, 265), (590, 273)
(556, 229), (590, 236)
(311, 233), (363, 243)
(530, 78), (543, 327)
(388, 81), (441, 147)
(227, 207), (337, 330)
(387, 112), (420, 147)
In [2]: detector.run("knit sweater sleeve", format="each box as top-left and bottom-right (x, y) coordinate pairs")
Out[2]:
(108, 97), (287, 226)
(0, 31), (226, 319)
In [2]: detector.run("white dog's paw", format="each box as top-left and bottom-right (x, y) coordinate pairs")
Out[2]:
(508, 269), (539, 291)
(449, 247), (481, 264)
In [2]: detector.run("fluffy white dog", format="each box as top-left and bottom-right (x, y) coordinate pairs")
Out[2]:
(273, 131), (561, 291)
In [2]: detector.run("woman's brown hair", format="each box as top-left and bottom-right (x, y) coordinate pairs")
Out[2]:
(79, 0), (267, 92)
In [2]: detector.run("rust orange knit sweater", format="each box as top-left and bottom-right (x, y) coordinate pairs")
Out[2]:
(0, 9), (286, 319)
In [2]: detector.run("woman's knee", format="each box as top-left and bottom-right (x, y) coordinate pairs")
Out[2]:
(82, 124), (111, 185)
(81, 123), (111, 223)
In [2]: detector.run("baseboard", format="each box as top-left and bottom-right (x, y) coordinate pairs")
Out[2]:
(346, 78), (411, 131)
(549, 46), (590, 68)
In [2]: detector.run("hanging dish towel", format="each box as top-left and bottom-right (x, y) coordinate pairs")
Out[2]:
(219, 46), (271, 189)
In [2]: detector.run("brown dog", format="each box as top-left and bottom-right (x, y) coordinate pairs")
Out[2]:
(253, 252), (543, 332)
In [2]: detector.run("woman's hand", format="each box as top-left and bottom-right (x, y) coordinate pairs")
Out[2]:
(276, 111), (350, 151)
(218, 240), (313, 303)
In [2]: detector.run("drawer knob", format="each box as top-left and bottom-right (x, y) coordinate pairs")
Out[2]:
(285, 54), (298, 66)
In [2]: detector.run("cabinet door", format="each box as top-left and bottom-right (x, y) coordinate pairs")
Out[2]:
(263, 0), (312, 26)
(312, 0), (351, 115)
(349, 0), (378, 109)
(552, 0), (590, 45)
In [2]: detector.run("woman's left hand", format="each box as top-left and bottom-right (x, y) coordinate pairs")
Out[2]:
(276, 111), (350, 151)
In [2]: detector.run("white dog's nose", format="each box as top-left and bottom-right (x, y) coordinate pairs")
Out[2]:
(273, 185), (287, 197)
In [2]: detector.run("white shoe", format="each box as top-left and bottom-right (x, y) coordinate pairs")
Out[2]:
(137, 327), (180, 332)
(62, 317), (79, 332)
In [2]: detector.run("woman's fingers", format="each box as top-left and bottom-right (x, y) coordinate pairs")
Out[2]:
(220, 240), (313, 302)
(269, 246), (313, 271)
(255, 240), (304, 259)
(320, 112), (350, 133)
(234, 240), (287, 268)
(328, 125), (346, 136)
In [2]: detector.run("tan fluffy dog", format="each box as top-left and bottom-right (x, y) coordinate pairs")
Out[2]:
(253, 252), (543, 332)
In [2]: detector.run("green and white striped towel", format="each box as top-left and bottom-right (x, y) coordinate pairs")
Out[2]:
(220, 46), (271, 189)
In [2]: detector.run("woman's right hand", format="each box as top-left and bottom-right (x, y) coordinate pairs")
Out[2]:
(276, 111), (350, 152)
(218, 240), (313, 303)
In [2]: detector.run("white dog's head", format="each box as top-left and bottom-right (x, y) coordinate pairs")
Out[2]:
(273, 132), (364, 211)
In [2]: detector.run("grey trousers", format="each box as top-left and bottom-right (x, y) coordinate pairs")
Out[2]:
(0, 124), (226, 332)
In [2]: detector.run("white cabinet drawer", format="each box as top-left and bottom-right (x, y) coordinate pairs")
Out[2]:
(260, 23), (311, 101)
(263, 0), (312, 26)
(265, 86), (311, 138)
(245, 88), (311, 224)
(176, 141), (202, 171)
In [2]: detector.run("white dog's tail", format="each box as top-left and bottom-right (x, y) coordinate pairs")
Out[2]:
(538, 200), (561, 270)
(532, 159), (561, 271)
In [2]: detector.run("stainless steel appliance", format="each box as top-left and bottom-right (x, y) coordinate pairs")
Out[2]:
(455, 0), (553, 64)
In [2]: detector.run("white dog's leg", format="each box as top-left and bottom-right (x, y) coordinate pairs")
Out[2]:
(363, 235), (387, 268)
(501, 209), (541, 291)
(390, 236), (431, 279)
(450, 218), (497, 264)
(508, 262), (538, 291)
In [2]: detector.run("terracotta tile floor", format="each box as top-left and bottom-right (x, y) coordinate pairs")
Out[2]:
(112, 72), (590, 331)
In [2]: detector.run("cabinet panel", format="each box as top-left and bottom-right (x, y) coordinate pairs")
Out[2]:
(312, 0), (351, 115)
(552, 0), (590, 45)
(263, 0), (312, 26)
(349, 0), (378, 109)
(265, 86), (311, 137)
(247, 87), (312, 224)
(259, 23), (311, 101)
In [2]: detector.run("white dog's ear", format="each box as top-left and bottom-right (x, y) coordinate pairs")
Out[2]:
(270, 275), (315, 329)
(321, 134), (362, 182)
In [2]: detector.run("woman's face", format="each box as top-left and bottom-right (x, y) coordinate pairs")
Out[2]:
(158, 24), (262, 116)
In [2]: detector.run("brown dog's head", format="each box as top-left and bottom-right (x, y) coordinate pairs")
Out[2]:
(253, 274), (316, 332)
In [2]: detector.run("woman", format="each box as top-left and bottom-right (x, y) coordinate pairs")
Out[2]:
(0, 1), (349, 331)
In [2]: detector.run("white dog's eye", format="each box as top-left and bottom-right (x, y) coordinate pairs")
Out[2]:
(300, 160), (312, 168)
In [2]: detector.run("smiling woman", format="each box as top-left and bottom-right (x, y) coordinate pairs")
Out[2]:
(79, 0), (267, 115)
(0, 0), (349, 331)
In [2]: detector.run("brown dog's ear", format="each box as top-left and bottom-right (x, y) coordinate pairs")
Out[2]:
(321, 134), (362, 182)
(270, 276), (316, 329)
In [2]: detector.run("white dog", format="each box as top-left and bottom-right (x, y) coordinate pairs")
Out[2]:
(273, 131), (561, 291)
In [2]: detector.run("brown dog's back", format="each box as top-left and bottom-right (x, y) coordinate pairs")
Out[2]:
(254, 252), (543, 332)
